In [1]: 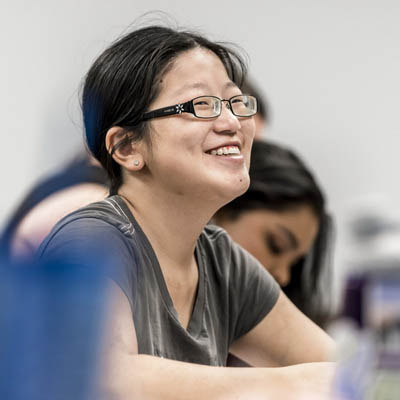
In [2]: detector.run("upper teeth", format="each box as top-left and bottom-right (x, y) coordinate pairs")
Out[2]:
(210, 146), (240, 156)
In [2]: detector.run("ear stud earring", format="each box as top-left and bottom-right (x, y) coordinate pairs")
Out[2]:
(133, 160), (140, 166)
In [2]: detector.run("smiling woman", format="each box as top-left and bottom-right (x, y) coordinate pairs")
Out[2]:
(38, 23), (336, 399)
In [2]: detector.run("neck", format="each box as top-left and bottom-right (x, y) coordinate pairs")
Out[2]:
(118, 181), (220, 271)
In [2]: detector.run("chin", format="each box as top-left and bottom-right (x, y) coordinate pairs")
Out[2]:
(234, 178), (250, 198)
(217, 174), (250, 205)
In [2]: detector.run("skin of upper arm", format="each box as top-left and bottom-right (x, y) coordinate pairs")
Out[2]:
(99, 279), (139, 395)
(103, 279), (138, 355)
(229, 291), (336, 367)
(11, 183), (107, 259)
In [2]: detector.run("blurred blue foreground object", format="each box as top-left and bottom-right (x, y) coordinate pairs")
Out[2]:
(0, 253), (108, 400)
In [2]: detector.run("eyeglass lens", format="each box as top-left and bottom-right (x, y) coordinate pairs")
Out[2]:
(192, 95), (256, 118)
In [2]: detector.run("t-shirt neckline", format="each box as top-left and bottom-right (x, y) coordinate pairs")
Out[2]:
(111, 194), (206, 337)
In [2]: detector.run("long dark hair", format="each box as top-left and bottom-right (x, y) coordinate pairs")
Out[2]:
(82, 25), (247, 195)
(216, 140), (335, 326)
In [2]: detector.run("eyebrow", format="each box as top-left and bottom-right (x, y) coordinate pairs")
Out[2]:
(276, 224), (299, 250)
(173, 81), (239, 97)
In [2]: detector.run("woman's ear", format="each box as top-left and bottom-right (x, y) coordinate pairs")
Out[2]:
(105, 127), (145, 171)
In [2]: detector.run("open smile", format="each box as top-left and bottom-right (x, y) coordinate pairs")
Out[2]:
(206, 145), (241, 156)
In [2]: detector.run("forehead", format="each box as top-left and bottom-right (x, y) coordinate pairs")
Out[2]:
(159, 48), (237, 97)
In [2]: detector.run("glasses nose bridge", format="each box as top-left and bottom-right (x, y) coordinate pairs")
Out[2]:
(220, 98), (232, 111)
(216, 98), (235, 119)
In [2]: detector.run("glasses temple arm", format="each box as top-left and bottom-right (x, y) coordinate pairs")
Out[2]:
(140, 101), (193, 121)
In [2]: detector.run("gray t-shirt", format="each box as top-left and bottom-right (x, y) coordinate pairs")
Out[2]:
(38, 195), (280, 366)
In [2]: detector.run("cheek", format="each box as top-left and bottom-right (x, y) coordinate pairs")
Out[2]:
(150, 126), (201, 161)
(243, 118), (256, 140)
(243, 122), (256, 165)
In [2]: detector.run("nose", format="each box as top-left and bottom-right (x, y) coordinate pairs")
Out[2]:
(272, 264), (291, 287)
(213, 101), (241, 134)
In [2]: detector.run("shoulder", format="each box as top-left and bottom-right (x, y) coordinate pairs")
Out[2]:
(201, 223), (279, 294)
(200, 223), (232, 247)
(199, 223), (263, 272)
(37, 196), (140, 312)
(38, 196), (137, 260)
(198, 224), (235, 268)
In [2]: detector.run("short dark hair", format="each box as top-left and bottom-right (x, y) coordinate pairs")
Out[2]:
(82, 25), (247, 194)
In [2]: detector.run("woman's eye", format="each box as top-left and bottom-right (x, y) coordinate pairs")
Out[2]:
(265, 234), (285, 255)
(193, 99), (211, 107)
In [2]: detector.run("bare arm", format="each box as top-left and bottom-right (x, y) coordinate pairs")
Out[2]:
(11, 183), (107, 260)
(100, 282), (335, 400)
(230, 291), (336, 367)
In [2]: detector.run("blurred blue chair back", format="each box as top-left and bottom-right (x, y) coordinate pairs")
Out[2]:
(0, 254), (108, 400)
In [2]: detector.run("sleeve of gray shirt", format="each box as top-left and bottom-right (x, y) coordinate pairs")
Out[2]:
(227, 235), (281, 343)
(38, 217), (138, 310)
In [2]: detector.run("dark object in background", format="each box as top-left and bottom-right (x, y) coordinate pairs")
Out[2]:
(342, 266), (400, 331)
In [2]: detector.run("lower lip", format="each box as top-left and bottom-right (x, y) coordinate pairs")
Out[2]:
(205, 153), (245, 164)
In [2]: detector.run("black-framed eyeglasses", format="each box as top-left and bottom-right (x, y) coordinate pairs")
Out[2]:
(139, 94), (257, 122)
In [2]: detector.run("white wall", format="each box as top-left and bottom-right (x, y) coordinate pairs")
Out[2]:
(2, 0), (400, 296)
